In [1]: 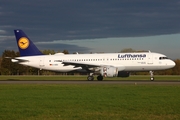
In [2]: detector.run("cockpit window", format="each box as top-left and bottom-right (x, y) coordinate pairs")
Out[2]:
(159, 57), (168, 60)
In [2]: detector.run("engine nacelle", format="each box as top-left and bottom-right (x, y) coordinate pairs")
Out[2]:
(117, 71), (130, 77)
(100, 66), (118, 77)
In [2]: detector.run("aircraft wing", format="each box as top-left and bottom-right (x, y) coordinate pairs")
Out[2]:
(62, 61), (102, 68)
(62, 61), (125, 72)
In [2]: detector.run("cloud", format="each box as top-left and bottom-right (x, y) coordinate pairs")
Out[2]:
(0, 30), (7, 34)
(37, 43), (91, 53)
(1, 0), (180, 41)
(0, 35), (14, 42)
(0, 0), (180, 58)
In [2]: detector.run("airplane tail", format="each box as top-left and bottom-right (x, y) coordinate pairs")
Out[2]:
(14, 29), (43, 56)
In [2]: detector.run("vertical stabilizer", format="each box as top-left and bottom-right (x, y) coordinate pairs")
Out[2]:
(14, 30), (43, 56)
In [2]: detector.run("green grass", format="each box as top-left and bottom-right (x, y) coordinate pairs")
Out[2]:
(0, 84), (180, 120)
(0, 75), (180, 80)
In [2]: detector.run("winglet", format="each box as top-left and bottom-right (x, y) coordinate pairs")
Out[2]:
(14, 29), (43, 56)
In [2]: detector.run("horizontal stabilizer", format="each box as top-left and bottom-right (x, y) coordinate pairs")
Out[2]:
(11, 58), (29, 63)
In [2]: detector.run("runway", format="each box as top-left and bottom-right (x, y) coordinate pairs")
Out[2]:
(0, 80), (180, 85)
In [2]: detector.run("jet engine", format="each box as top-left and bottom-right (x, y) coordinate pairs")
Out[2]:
(117, 71), (130, 77)
(100, 66), (118, 77)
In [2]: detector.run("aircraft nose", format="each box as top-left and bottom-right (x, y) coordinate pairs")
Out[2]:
(170, 60), (176, 68)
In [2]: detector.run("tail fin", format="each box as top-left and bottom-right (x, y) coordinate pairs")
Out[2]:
(14, 29), (43, 56)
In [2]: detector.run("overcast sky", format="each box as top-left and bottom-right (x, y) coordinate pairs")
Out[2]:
(0, 0), (180, 59)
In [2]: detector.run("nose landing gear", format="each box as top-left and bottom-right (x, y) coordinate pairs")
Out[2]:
(149, 71), (154, 81)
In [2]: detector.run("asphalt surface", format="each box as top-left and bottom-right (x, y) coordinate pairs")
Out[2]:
(0, 80), (180, 85)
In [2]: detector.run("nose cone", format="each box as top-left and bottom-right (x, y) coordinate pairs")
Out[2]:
(170, 60), (176, 68)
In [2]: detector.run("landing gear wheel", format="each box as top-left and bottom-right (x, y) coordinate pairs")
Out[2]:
(87, 76), (94, 81)
(150, 77), (154, 81)
(97, 75), (103, 81)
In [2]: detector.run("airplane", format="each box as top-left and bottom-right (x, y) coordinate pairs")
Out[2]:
(11, 29), (176, 81)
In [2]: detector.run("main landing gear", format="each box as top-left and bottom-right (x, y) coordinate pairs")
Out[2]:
(149, 71), (154, 81)
(87, 71), (155, 81)
(87, 73), (94, 81)
(87, 73), (103, 81)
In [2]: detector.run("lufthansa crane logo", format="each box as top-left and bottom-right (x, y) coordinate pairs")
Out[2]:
(18, 37), (29, 49)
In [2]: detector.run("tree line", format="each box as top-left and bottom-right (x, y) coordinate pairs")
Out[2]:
(0, 49), (179, 75)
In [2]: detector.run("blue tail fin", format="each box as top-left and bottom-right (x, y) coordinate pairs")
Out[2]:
(14, 29), (43, 56)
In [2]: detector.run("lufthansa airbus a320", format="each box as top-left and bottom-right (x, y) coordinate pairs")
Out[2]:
(11, 30), (176, 81)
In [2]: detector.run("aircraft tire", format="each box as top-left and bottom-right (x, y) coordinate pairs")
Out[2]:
(97, 75), (103, 81)
(150, 77), (154, 81)
(87, 76), (94, 81)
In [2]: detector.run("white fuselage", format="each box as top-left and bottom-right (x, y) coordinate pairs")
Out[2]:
(14, 52), (175, 72)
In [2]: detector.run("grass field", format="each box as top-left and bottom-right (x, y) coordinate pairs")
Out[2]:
(0, 75), (180, 120)
(0, 75), (180, 81)
(0, 84), (180, 120)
